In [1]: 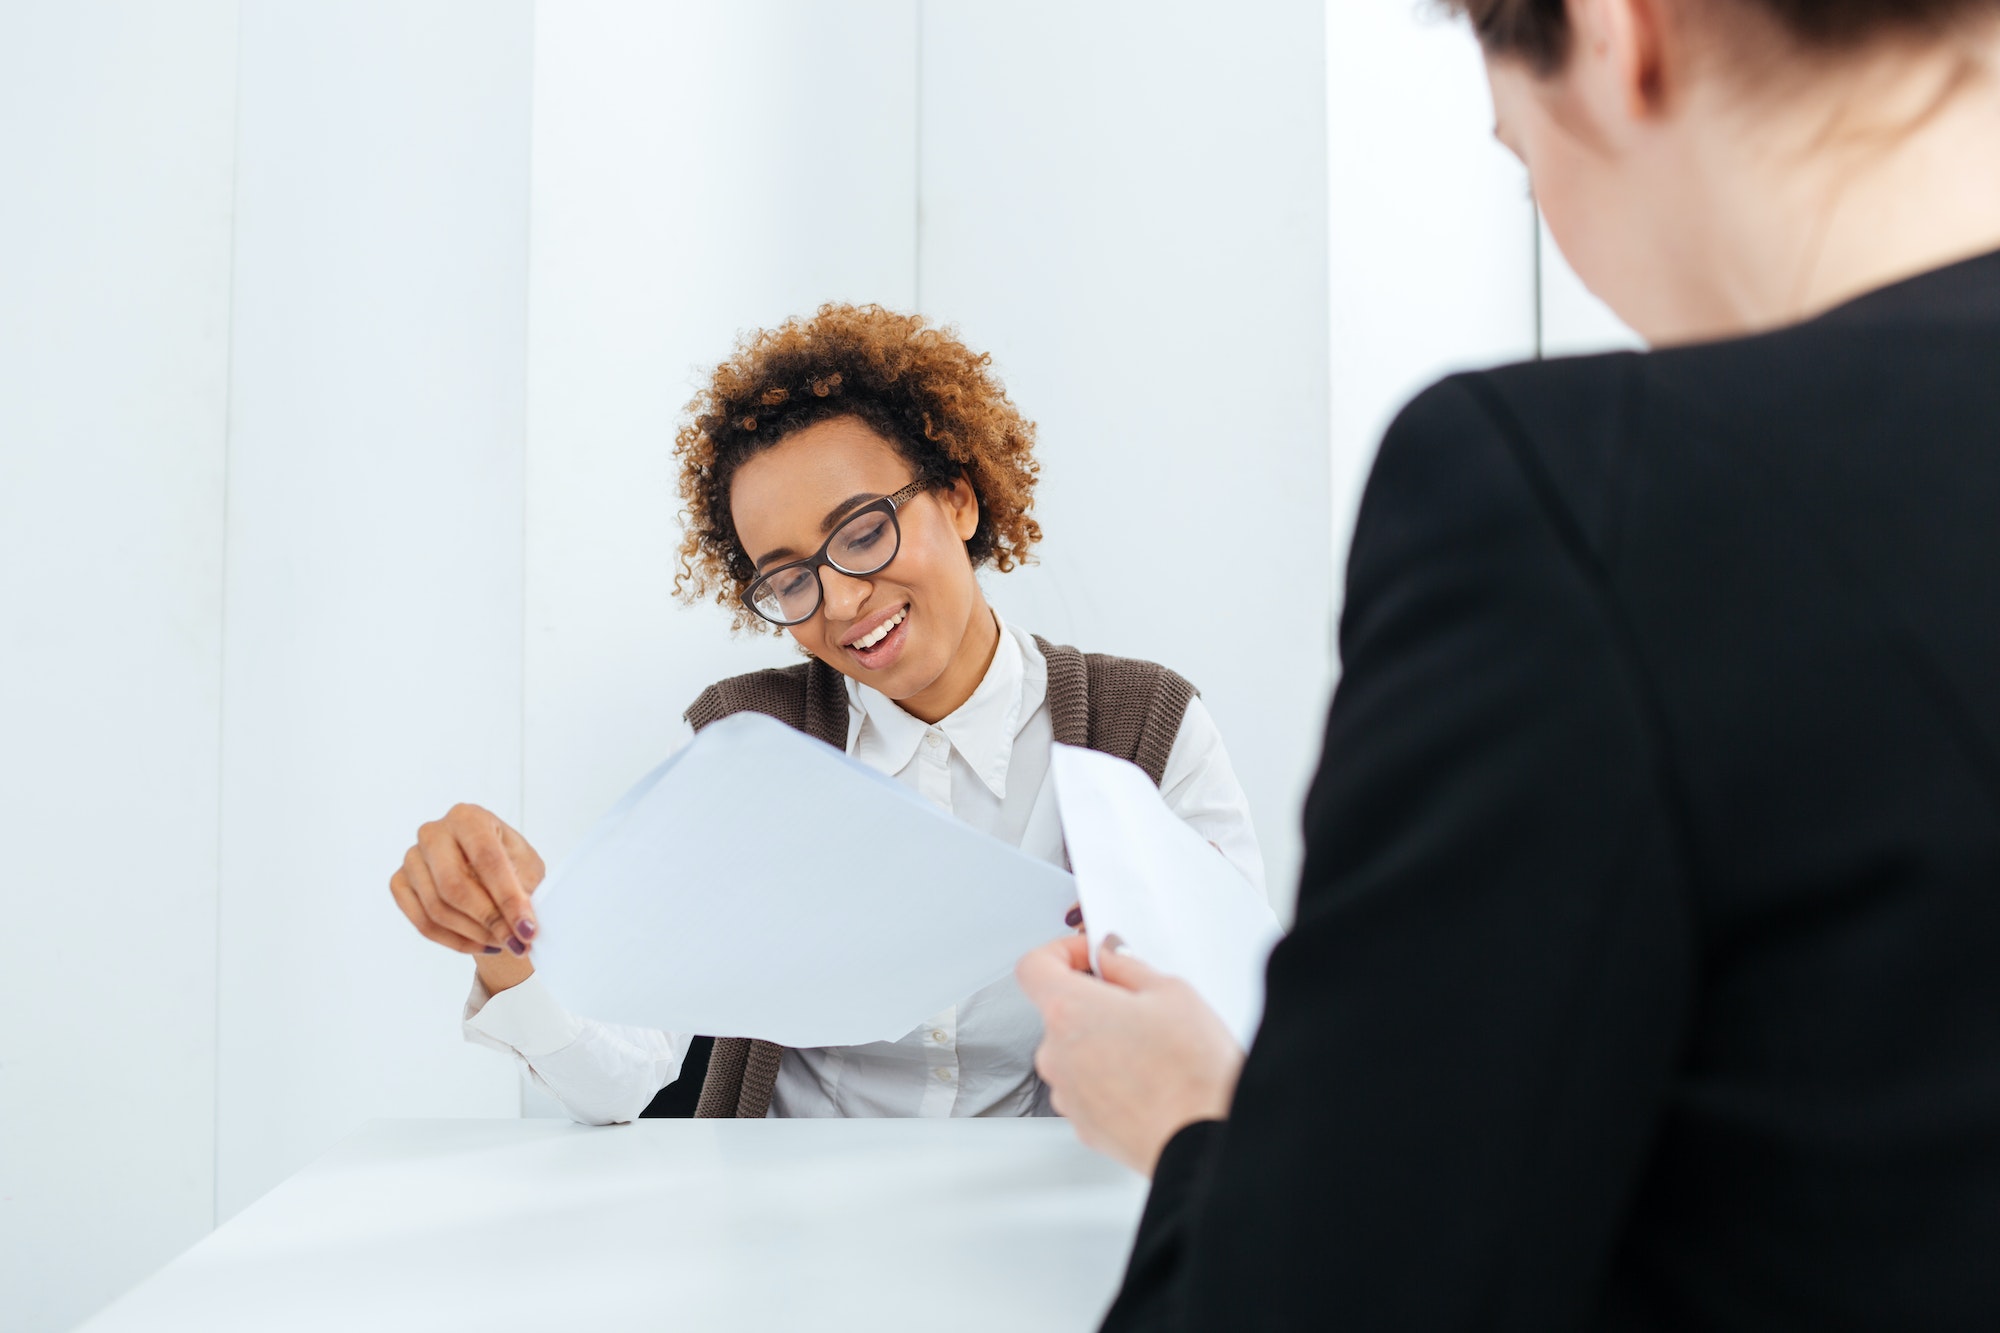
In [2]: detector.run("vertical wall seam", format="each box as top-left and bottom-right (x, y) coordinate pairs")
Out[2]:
(1323, 0), (1340, 671)
(516, 0), (540, 1112)
(1323, 0), (1344, 668)
(518, 0), (540, 1119)
(212, 0), (249, 1232)
(1533, 202), (1545, 359)
(913, 0), (924, 312)
(520, 0), (538, 822)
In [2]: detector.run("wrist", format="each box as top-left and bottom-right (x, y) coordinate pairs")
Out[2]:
(474, 951), (535, 995)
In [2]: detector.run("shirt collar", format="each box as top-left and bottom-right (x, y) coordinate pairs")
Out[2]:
(847, 611), (1046, 800)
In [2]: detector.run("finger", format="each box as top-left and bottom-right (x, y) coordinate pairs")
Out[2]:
(498, 819), (547, 893)
(1014, 938), (1071, 1003)
(1096, 938), (1169, 991)
(418, 822), (511, 945)
(406, 845), (495, 944)
(412, 913), (487, 955)
(389, 868), (427, 932)
(405, 846), (506, 951)
(1015, 934), (1095, 1004)
(390, 870), (486, 955)
(452, 806), (537, 941)
(1034, 1034), (1082, 1093)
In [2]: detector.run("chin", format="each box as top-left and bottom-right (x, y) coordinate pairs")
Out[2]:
(878, 656), (944, 701)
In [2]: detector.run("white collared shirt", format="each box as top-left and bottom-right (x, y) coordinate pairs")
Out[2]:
(463, 615), (1265, 1123)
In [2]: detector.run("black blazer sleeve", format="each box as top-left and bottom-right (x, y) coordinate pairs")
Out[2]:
(1102, 376), (1696, 1332)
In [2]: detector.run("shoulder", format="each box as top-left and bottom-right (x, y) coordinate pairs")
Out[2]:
(684, 660), (834, 733)
(1402, 313), (1928, 555)
(1339, 362), (1653, 679)
(1361, 343), (1750, 588)
(1031, 633), (1198, 704)
(1031, 633), (1199, 785)
(1368, 355), (1643, 573)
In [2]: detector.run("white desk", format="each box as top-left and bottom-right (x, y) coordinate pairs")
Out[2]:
(80, 1118), (1151, 1333)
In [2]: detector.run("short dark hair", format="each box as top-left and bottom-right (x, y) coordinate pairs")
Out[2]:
(1446, 0), (2000, 73)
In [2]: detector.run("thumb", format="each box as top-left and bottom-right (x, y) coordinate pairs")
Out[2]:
(499, 820), (547, 892)
(1015, 934), (1090, 1003)
(1096, 936), (1169, 992)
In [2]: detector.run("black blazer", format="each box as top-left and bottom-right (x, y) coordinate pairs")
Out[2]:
(1105, 250), (2000, 1331)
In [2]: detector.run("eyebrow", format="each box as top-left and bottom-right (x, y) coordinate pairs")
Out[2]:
(749, 491), (884, 571)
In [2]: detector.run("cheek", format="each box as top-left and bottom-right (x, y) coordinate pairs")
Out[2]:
(1527, 138), (1614, 288)
(1529, 158), (1580, 255)
(786, 622), (827, 657)
(1518, 116), (1578, 229)
(1494, 72), (1610, 295)
(904, 522), (975, 602)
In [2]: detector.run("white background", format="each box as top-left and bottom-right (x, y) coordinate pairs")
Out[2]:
(0, 2), (1637, 1328)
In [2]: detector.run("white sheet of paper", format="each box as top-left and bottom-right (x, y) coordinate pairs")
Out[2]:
(527, 712), (1077, 1049)
(1050, 743), (1282, 1047)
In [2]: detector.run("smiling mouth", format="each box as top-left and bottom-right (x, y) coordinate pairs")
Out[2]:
(844, 606), (907, 651)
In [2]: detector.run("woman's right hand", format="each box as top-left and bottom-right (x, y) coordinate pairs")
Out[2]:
(389, 803), (545, 959)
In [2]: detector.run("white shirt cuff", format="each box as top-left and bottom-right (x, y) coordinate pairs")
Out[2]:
(463, 973), (587, 1056)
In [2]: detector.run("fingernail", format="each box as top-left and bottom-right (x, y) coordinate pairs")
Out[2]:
(505, 937), (526, 956)
(1064, 907), (1083, 928)
(1102, 933), (1124, 954)
(515, 918), (537, 940)
(482, 946), (502, 955)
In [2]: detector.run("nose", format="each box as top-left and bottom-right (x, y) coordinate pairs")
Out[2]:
(820, 567), (872, 623)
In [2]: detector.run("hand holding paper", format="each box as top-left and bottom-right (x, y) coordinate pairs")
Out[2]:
(1050, 743), (1281, 1047)
(1016, 931), (1247, 1175)
(1018, 744), (1283, 1173)
(519, 713), (1273, 1085)
(526, 713), (1076, 1049)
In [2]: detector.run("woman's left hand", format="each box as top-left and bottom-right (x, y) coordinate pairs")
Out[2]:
(1015, 933), (1244, 1176)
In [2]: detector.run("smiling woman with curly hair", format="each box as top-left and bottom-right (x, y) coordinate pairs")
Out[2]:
(391, 302), (1270, 1125)
(674, 303), (1043, 630)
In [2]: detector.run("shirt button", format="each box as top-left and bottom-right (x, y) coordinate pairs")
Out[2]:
(935, 1067), (955, 1081)
(930, 1029), (947, 1044)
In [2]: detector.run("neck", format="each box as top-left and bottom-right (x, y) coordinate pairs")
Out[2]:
(900, 594), (1001, 725)
(1661, 25), (2000, 342)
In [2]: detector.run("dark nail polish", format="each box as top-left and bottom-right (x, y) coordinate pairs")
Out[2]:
(482, 946), (502, 955)
(1064, 907), (1083, 928)
(516, 918), (537, 940)
(505, 936), (526, 956)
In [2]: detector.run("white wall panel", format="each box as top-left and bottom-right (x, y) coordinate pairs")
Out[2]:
(1326, 1), (1539, 608)
(919, 1), (1331, 914)
(1540, 215), (1646, 356)
(0, 6), (239, 1326)
(523, 1), (918, 870)
(216, 0), (532, 1218)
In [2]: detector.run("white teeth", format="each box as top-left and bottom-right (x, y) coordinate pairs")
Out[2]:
(851, 608), (906, 651)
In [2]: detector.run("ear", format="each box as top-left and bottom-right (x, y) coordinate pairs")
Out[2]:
(940, 476), (981, 543)
(1571, 0), (1673, 125)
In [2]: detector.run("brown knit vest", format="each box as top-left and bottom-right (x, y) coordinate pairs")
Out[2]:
(680, 634), (1196, 1119)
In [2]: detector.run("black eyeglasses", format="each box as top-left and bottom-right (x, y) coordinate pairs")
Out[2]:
(741, 479), (931, 627)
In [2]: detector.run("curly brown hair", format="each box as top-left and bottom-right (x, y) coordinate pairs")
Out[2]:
(673, 303), (1043, 631)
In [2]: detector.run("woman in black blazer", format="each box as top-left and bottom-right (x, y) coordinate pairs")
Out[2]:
(1018, 1), (2000, 1328)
